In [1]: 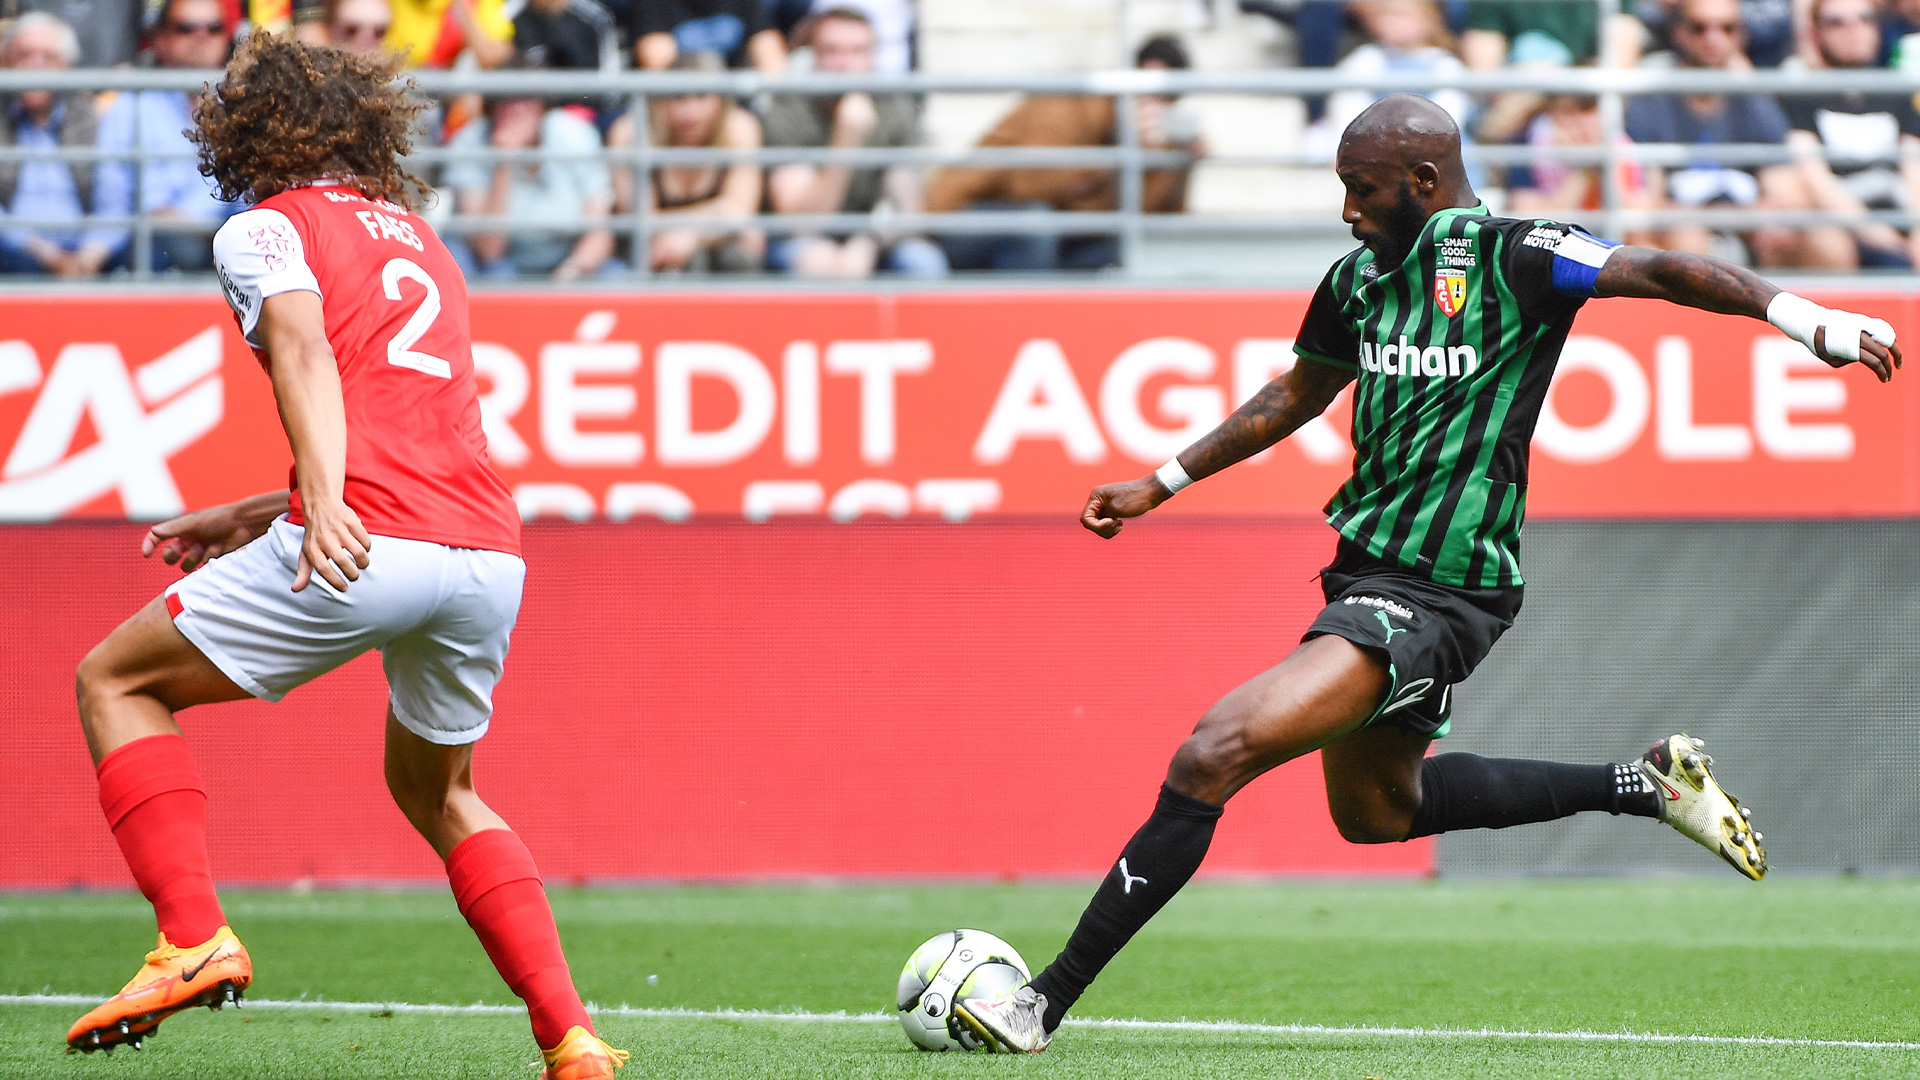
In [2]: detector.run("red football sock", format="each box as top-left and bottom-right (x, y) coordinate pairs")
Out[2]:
(96, 733), (227, 947)
(446, 829), (592, 1049)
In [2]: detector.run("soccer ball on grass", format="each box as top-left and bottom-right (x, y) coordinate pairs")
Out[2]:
(895, 929), (1030, 1051)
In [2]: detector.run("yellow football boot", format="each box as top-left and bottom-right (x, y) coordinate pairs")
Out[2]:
(540, 1026), (631, 1080)
(540, 1026), (630, 1079)
(1639, 734), (1768, 880)
(67, 925), (251, 1054)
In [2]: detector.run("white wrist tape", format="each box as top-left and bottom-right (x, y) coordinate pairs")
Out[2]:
(1767, 292), (1896, 363)
(1155, 457), (1193, 495)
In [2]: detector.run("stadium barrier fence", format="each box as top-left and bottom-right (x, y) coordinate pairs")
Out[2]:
(3, 63), (1920, 282)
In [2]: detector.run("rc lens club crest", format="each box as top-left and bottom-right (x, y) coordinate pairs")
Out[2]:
(1435, 271), (1468, 318)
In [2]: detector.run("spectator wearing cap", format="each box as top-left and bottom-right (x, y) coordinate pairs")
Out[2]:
(1625, 0), (1849, 266)
(762, 7), (944, 277)
(91, 0), (241, 273)
(1783, 0), (1920, 266)
(443, 88), (619, 279)
(924, 34), (1204, 272)
(0, 13), (106, 276)
(628, 0), (785, 71)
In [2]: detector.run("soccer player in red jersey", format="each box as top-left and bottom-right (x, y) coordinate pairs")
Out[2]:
(65, 36), (626, 1079)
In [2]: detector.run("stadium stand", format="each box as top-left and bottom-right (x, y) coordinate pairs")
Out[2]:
(93, 0), (243, 273)
(1783, 0), (1920, 268)
(0, 0), (1917, 281)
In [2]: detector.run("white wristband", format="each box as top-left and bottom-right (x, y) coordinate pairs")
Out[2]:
(1767, 292), (1896, 363)
(1155, 457), (1193, 495)
(1766, 291), (1825, 354)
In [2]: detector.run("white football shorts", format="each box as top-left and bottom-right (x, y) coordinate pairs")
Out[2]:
(164, 516), (526, 745)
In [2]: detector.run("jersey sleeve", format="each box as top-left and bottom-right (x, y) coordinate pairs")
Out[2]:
(1293, 264), (1361, 371)
(212, 207), (322, 348)
(1496, 219), (1619, 321)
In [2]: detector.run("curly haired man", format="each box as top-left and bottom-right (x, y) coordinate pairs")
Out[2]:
(63, 34), (627, 1080)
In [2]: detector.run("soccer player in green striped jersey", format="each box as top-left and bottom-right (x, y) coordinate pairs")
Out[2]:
(953, 94), (1902, 1055)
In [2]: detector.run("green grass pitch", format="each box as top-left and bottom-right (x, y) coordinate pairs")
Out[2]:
(3, 879), (1917, 1078)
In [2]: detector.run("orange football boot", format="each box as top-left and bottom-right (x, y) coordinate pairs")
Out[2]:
(540, 1026), (630, 1080)
(66, 925), (252, 1054)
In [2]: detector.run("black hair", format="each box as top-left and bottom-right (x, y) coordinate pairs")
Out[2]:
(1135, 33), (1190, 69)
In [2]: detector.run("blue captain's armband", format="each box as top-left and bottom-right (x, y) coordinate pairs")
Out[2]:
(1549, 228), (1621, 297)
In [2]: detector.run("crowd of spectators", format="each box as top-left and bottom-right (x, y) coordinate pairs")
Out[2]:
(0, 0), (1910, 276)
(1264, 0), (1920, 269)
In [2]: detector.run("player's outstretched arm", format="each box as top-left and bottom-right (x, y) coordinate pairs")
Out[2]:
(1081, 357), (1354, 538)
(1593, 246), (1902, 382)
(259, 290), (372, 592)
(141, 490), (291, 572)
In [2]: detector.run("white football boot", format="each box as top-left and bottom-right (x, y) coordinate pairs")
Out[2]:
(1638, 734), (1767, 880)
(955, 984), (1051, 1053)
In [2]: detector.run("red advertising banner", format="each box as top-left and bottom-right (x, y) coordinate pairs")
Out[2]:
(0, 288), (1913, 524)
(0, 520), (1431, 886)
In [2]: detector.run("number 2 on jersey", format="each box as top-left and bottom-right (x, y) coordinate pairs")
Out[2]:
(381, 258), (452, 379)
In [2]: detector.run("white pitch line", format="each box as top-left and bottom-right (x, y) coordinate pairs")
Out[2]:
(4, 994), (1916, 1052)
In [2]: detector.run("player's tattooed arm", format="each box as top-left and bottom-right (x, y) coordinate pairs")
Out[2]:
(1178, 358), (1353, 480)
(1593, 246), (1902, 382)
(141, 491), (292, 573)
(1081, 358), (1353, 538)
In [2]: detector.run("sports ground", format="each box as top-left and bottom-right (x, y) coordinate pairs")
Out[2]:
(3, 878), (1915, 1078)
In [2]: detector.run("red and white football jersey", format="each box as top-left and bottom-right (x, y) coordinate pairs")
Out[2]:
(212, 183), (519, 556)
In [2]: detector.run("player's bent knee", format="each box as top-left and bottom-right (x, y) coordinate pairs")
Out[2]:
(1330, 807), (1413, 845)
(74, 644), (130, 717)
(1167, 713), (1257, 801)
(1326, 781), (1419, 844)
(384, 766), (444, 814)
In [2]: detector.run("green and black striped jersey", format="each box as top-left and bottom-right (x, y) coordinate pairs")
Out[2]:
(1293, 204), (1618, 588)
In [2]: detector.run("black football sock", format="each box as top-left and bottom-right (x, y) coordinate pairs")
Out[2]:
(1029, 783), (1223, 1033)
(1405, 754), (1662, 839)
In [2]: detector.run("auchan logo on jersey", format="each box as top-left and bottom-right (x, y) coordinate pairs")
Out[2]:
(1360, 337), (1479, 378)
(0, 328), (224, 520)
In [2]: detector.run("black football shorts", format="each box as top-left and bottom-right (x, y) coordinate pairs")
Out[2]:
(1303, 539), (1524, 739)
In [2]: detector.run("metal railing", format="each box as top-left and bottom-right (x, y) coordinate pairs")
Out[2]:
(1, 59), (1919, 283)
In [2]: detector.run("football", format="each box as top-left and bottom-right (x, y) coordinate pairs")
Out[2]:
(894, 929), (1031, 1051)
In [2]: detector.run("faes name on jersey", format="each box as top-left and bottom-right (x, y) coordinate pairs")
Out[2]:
(355, 208), (423, 251)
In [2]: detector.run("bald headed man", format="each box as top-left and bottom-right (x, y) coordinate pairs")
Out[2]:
(954, 94), (1902, 1054)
